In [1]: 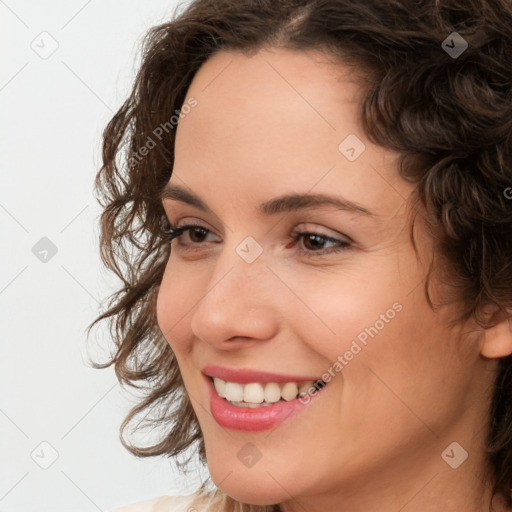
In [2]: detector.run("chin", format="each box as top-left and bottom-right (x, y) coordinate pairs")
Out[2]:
(207, 456), (293, 506)
(215, 481), (288, 506)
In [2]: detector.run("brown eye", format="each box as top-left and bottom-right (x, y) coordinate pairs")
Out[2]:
(301, 234), (332, 251)
(167, 223), (221, 247)
(187, 226), (209, 243)
(289, 228), (352, 257)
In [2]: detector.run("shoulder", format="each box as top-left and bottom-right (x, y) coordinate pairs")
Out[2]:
(106, 492), (209, 512)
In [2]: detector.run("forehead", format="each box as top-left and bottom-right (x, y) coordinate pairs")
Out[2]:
(172, 48), (409, 219)
(178, 48), (359, 158)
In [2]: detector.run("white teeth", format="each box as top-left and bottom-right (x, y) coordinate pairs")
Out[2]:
(212, 378), (323, 405)
(224, 381), (244, 402)
(281, 382), (298, 401)
(213, 377), (226, 398)
(264, 382), (281, 403)
(243, 383), (264, 404)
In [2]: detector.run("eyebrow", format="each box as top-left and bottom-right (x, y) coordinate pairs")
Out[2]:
(160, 183), (375, 217)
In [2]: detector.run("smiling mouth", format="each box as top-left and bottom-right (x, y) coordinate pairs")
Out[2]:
(210, 376), (328, 407)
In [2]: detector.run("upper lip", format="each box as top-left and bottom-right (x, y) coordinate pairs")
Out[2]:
(202, 364), (322, 384)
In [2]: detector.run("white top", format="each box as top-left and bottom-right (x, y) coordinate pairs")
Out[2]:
(106, 492), (209, 512)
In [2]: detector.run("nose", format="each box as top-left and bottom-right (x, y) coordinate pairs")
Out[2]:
(189, 244), (279, 349)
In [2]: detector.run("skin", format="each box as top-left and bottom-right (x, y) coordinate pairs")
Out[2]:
(155, 48), (512, 512)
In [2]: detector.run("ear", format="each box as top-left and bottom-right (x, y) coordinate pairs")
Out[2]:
(480, 304), (512, 359)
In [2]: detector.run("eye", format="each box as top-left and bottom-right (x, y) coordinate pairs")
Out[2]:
(163, 222), (352, 257)
(164, 222), (220, 247)
(288, 226), (352, 256)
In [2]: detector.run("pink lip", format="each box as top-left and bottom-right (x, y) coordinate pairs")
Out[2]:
(202, 364), (321, 384)
(204, 374), (315, 431)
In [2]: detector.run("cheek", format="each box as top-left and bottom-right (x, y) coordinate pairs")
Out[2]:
(155, 262), (199, 351)
(294, 258), (460, 410)
(283, 260), (406, 360)
(327, 287), (468, 451)
(291, 243), (428, 361)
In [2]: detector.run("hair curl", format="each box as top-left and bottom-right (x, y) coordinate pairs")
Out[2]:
(89, 1), (512, 510)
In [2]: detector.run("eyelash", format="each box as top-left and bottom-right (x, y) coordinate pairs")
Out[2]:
(163, 223), (351, 257)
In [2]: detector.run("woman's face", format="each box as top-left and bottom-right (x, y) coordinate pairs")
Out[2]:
(156, 49), (495, 510)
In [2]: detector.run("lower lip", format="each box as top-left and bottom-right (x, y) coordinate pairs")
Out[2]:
(205, 375), (321, 431)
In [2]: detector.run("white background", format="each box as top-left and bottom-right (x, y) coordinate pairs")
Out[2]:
(0, 1), (207, 510)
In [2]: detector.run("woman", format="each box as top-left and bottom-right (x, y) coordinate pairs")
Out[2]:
(91, 0), (512, 510)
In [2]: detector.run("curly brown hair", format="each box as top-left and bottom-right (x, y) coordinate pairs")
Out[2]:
(89, 0), (512, 510)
